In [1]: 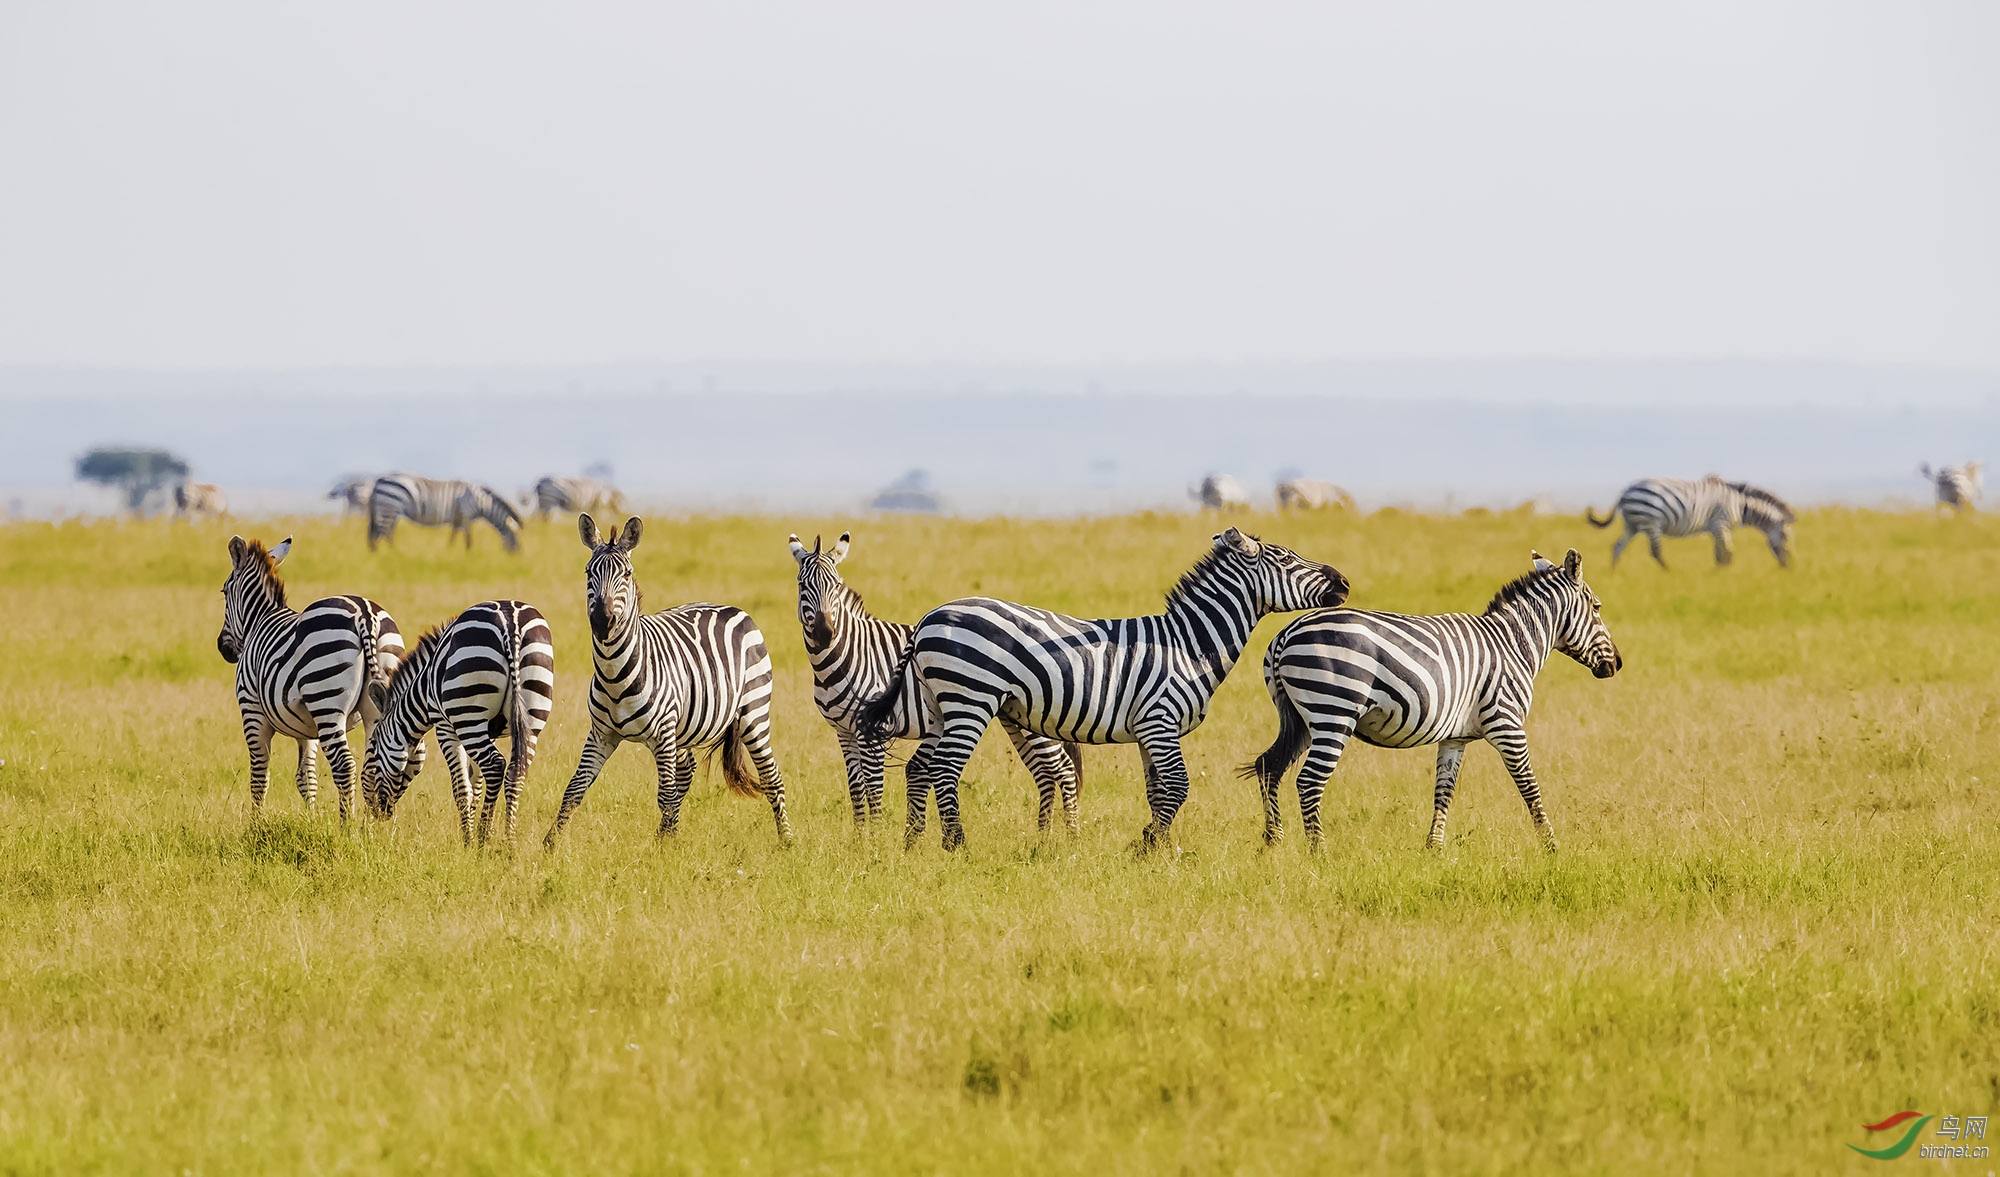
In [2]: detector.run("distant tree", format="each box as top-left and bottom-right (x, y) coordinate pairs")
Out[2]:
(75, 448), (191, 512)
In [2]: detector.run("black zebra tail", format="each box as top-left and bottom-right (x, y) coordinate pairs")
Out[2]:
(507, 619), (537, 783)
(1238, 689), (1309, 789)
(716, 726), (763, 798)
(1585, 506), (1617, 528)
(855, 638), (920, 745)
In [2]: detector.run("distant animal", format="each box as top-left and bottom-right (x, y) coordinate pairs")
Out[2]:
(531, 476), (625, 520)
(1245, 548), (1621, 853)
(1586, 476), (1794, 569)
(215, 535), (404, 817)
(329, 478), (373, 516)
(361, 600), (555, 845)
(858, 527), (1348, 852)
(1275, 479), (1355, 512)
(544, 515), (791, 845)
(174, 482), (228, 518)
(789, 531), (1083, 828)
(1920, 462), (1982, 515)
(1191, 475), (1252, 512)
(367, 474), (523, 552)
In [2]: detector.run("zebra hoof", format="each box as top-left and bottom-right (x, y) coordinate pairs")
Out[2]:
(1261, 826), (1284, 848)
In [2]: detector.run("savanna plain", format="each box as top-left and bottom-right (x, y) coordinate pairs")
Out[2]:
(0, 508), (1995, 1175)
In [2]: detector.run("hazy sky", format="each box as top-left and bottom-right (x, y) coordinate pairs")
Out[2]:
(1, 2), (1995, 369)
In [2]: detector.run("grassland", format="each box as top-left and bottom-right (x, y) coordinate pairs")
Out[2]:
(0, 507), (1996, 1175)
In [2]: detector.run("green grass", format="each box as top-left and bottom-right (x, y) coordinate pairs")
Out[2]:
(1, 508), (1996, 1174)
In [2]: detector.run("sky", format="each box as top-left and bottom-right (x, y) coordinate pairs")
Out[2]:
(0, 2), (1996, 371)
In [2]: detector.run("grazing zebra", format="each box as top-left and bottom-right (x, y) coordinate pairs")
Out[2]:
(216, 535), (404, 816)
(859, 527), (1348, 852)
(790, 531), (1084, 828)
(367, 474), (523, 552)
(1585, 476), (1794, 569)
(543, 514), (791, 845)
(174, 482), (228, 518)
(360, 600), (556, 844)
(1246, 548), (1621, 853)
(1191, 474), (1252, 512)
(1920, 462), (1982, 515)
(1275, 478), (1356, 512)
(531, 476), (625, 520)
(328, 478), (373, 516)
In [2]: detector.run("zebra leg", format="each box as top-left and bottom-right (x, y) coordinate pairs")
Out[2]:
(1488, 727), (1558, 852)
(1427, 740), (1468, 850)
(651, 737), (689, 837)
(544, 728), (617, 848)
(922, 714), (990, 851)
(1132, 720), (1192, 853)
(466, 736), (509, 846)
(1294, 716), (1359, 851)
(904, 733), (939, 846)
(835, 730), (875, 825)
(1711, 525), (1734, 566)
(1646, 531), (1668, 570)
(316, 718), (361, 821)
(1610, 525), (1635, 568)
(243, 713), (274, 811)
(1001, 722), (1071, 833)
(734, 711), (793, 842)
(295, 738), (319, 805)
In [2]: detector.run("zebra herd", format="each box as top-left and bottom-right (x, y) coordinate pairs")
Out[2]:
(333, 473), (627, 552)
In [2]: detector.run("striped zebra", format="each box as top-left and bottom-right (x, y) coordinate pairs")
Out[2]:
(1586, 476), (1794, 568)
(328, 478), (373, 516)
(532, 476), (625, 520)
(360, 600), (555, 845)
(216, 535), (405, 816)
(174, 482), (228, 518)
(1245, 548), (1621, 853)
(543, 514), (791, 845)
(368, 474), (524, 552)
(1920, 462), (1982, 515)
(790, 531), (1084, 828)
(1191, 474), (1252, 512)
(1275, 478), (1356, 512)
(859, 527), (1348, 852)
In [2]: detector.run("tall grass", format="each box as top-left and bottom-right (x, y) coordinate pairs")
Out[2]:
(0, 508), (1995, 1174)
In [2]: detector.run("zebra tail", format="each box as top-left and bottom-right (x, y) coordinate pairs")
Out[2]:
(1238, 687), (1309, 788)
(353, 599), (384, 730)
(1584, 506), (1617, 528)
(1063, 741), (1085, 798)
(716, 726), (763, 797)
(855, 637), (919, 745)
(507, 618), (536, 782)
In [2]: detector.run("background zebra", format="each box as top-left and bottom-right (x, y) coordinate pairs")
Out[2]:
(328, 477), (373, 516)
(544, 514), (791, 845)
(1919, 462), (1982, 514)
(368, 474), (524, 552)
(859, 527), (1347, 852)
(1585, 475), (1794, 568)
(361, 600), (556, 845)
(1275, 478), (1355, 512)
(790, 531), (1084, 828)
(1245, 548), (1621, 853)
(174, 482), (228, 518)
(216, 535), (403, 816)
(531, 476), (626, 520)
(1190, 474), (1252, 512)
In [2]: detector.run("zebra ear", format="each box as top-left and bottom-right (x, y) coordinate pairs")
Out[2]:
(1531, 549), (1555, 572)
(619, 517), (643, 551)
(1216, 527), (1259, 557)
(788, 534), (811, 565)
(364, 679), (388, 717)
(831, 532), (851, 564)
(578, 513), (601, 548)
(269, 537), (293, 565)
(228, 535), (247, 561)
(1562, 548), (1582, 576)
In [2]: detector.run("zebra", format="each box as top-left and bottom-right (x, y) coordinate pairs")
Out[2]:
(1191, 474), (1252, 512)
(1275, 478), (1355, 512)
(328, 478), (373, 516)
(790, 531), (1084, 828)
(543, 514), (791, 845)
(216, 535), (405, 817)
(531, 476), (625, 520)
(1585, 476), (1794, 569)
(1920, 462), (1982, 515)
(859, 527), (1348, 852)
(360, 600), (556, 845)
(367, 474), (523, 552)
(174, 482), (228, 518)
(1245, 548), (1621, 853)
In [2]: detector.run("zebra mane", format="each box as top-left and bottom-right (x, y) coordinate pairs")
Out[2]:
(238, 541), (288, 609)
(1484, 568), (1566, 616)
(1730, 482), (1795, 523)
(386, 625), (448, 692)
(1165, 540), (1248, 610)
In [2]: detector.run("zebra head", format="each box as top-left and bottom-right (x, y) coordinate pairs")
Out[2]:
(359, 642), (433, 818)
(1531, 548), (1622, 679)
(217, 535), (291, 663)
(789, 531), (853, 650)
(580, 512), (645, 641)
(1182, 527), (1349, 615)
(1733, 484), (1795, 567)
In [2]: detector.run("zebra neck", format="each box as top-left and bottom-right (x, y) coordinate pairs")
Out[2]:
(591, 625), (641, 673)
(382, 652), (441, 745)
(1485, 599), (1558, 672)
(1165, 590), (1259, 683)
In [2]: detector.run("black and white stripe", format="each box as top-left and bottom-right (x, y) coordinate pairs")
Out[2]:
(790, 531), (1084, 828)
(859, 527), (1348, 851)
(1920, 462), (1982, 514)
(544, 514), (791, 844)
(368, 474), (524, 552)
(1245, 548), (1621, 852)
(532, 476), (625, 520)
(1586, 475), (1795, 568)
(216, 535), (404, 817)
(361, 600), (555, 844)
